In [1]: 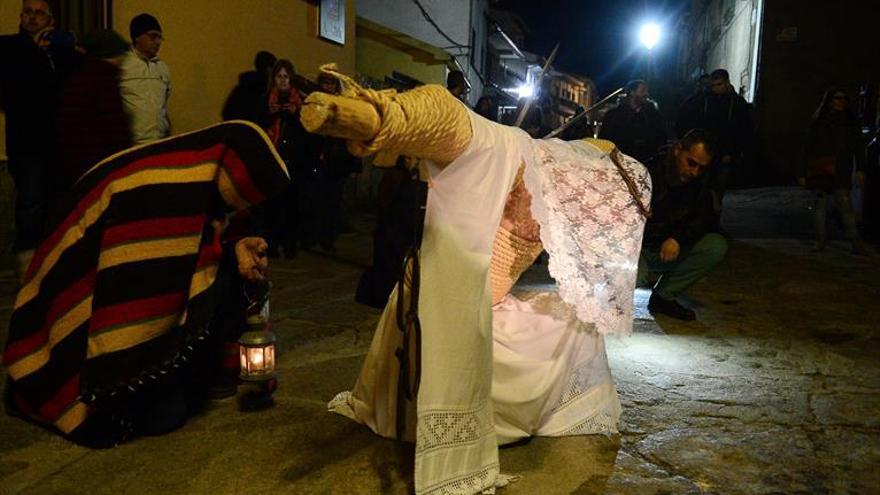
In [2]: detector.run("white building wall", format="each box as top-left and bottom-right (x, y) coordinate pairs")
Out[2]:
(358, 0), (488, 104)
(703, 0), (762, 101)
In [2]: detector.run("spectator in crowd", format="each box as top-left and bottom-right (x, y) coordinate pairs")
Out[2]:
(299, 72), (362, 253)
(446, 70), (469, 102)
(259, 58), (305, 257)
(222, 50), (277, 123)
(0, 0), (76, 276)
(56, 30), (131, 193)
(475, 95), (496, 122)
(801, 88), (868, 255)
(355, 156), (426, 308)
(558, 105), (595, 141)
(675, 74), (710, 135)
(681, 74), (710, 106)
(600, 79), (667, 162)
(520, 104), (551, 138)
(119, 13), (171, 144)
(676, 69), (753, 219)
(638, 129), (727, 321)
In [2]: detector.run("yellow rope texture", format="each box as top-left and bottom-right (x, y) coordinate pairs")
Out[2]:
(319, 64), (472, 165)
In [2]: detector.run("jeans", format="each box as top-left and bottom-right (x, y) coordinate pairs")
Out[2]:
(814, 189), (861, 243)
(637, 233), (728, 300)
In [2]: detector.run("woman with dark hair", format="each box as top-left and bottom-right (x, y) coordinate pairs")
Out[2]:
(802, 88), (868, 254)
(258, 59), (305, 257)
(475, 95), (496, 122)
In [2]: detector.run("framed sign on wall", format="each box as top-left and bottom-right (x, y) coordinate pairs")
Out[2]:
(319, 0), (345, 45)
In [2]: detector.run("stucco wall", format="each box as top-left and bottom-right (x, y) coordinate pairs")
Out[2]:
(356, 34), (446, 86)
(0, 0), (20, 160)
(113, 0), (356, 135)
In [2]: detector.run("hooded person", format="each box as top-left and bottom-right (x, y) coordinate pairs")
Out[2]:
(55, 29), (132, 195)
(3, 121), (289, 448)
(303, 66), (650, 494)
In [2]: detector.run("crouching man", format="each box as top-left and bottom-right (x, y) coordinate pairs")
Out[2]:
(638, 129), (728, 321)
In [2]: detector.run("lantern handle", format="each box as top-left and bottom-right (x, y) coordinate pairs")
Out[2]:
(243, 279), (270, 316)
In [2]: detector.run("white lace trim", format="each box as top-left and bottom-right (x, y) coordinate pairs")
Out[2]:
(524, 140), (651, 336)
(416, 403), (496, 454)
(554, 350), (611, 413)
(422, 462), (500, 495)
(556, 407), (619, 436)
(327, 391), (357, 421)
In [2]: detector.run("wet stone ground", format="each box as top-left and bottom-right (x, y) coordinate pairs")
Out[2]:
(0, 187), (878, 494)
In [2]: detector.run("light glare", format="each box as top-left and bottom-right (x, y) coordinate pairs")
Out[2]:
(639, 23), (661, 49)
(517, 84), (535, 98)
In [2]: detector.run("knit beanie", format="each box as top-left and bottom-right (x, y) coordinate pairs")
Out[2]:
(81, 30), (130, 59)
(130, 13), (161, 41)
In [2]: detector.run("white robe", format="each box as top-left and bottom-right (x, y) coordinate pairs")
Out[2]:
(490, 137), (649, 445)
(330, 113), (650, 494)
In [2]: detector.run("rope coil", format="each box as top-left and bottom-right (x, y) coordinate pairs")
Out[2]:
(317, 64), (472, 165)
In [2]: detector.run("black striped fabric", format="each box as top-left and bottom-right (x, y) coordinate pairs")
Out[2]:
(3, 121), (288, 439)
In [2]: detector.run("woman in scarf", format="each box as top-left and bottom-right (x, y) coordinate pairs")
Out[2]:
(3, 121), (289, 448)
(258, 59), (306, 258)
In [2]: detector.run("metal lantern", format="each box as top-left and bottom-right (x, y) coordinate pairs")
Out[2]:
(238, 314), (276, 382)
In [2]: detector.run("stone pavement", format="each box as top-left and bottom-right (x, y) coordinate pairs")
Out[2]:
(1, 187), (878, 494)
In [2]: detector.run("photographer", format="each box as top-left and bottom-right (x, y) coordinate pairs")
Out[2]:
(0, 0), (76, 278)
(258, 59), (306, 257)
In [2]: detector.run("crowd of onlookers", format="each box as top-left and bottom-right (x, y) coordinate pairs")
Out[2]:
(1, 2), (361, 281)
(1, 1), (873, 320)
(452, 66), (873, 320)
(1, 4), (177, 276)
(221, 53), (361, 259)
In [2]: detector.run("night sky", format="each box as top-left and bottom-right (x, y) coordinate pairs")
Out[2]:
(495, 0), (691, 96)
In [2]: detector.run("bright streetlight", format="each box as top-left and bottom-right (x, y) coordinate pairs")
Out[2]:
(639, 22), (661, 50)
(516, 84), (535, 99)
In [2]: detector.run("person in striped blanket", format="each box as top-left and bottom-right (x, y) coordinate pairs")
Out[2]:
(3, 121), (290, 448)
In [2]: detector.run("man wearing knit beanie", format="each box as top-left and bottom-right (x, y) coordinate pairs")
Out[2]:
(119, 13), (172, 144)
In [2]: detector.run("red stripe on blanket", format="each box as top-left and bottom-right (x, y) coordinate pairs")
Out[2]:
(3, 270), (96, 365)
(102, 215), (207, 248)
(27, 146), (226, 281)
(89, 293), (187, 335)
(221, 147), (264, 206)
(38, 373), (80, 421)
(196, 234), (224, 269)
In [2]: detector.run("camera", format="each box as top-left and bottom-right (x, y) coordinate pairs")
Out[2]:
(278, 90), (290, 107)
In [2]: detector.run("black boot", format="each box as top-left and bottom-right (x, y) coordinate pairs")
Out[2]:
(648, 293), (696, 321)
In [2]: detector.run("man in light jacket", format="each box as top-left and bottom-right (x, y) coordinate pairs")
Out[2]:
(119, 13), (171, 144)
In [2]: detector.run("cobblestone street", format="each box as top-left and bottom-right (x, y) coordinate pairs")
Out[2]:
(1, 187), (878, 494)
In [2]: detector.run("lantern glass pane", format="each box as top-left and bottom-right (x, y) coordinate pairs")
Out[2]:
(239, 348), (248, 375)
(265, 345), (275, 372)
(248, 347), (265, 373)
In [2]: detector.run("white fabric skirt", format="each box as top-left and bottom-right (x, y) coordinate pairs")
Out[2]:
(491, 290), (621, 445)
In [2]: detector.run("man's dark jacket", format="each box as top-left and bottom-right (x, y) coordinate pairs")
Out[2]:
(642, 147), (716, 250)
(0, 31), (63, 157)
(676, 90), (752, 159)
(601, 100), (667, 162)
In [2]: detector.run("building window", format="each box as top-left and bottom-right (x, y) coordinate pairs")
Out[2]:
(48, 0), (113, 37)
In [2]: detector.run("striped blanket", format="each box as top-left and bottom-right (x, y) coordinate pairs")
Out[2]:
(3, 121), (288, 440)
